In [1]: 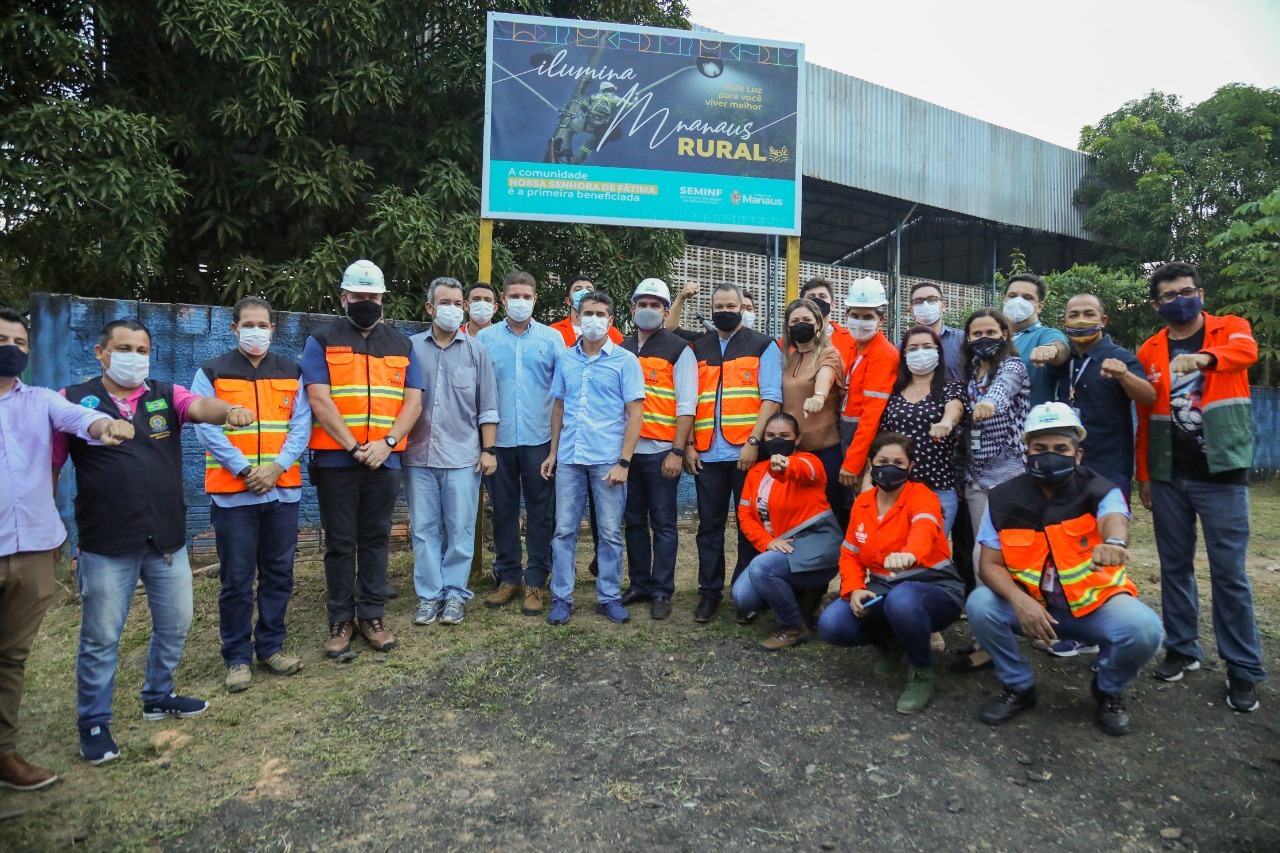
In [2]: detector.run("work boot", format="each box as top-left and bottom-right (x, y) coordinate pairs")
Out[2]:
(693, 594), (720, 623)
(897, 665), (935, 714)
(979, 685), (1037, 726)
(484, 583), (523, 609)
(521, 586), (546, 616)
(760, 625), (810, 652)
(874, 647), (904, 678)
(357, 618), (396, 652)
(225, 664), (252, 693)
(0, 752), (58, 791)
(1091, 675), (1131, 736)
(259, 652), (303, 676)
(324, 621), (354, 658)
(650, 596), (672, 620)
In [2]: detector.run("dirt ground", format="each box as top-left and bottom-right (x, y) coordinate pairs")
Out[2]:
(2, 485), (1279, 852)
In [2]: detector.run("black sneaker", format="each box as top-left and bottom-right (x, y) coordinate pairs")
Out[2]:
(1152, 650), (1200, 682)
(79, 724), (120, 765)
(1225, 676), (1260, 712)
(693, 594), (720, 623)
(588, 557), (599, 578)
(1091, 676), (1130, 736)
(978, 685), (1037, 726)
(142, 693), (209, 721)
(736, 608), (759, 625)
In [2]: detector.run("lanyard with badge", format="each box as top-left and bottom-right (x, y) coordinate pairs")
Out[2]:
(1067, 355), (1091, 414)
(967, 377), (984, 452)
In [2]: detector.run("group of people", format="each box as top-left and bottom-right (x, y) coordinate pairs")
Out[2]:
(0, 258), (1267, 792)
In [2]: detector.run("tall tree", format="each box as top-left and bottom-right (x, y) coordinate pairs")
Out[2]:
(1209, 188), (1280, 385)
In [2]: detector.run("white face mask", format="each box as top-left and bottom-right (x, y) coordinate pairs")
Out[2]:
(1002, 296), (1036, 324)
(468, 301), (495, 324)
(434, 304), (465, 333)
(905, 349), (940, 375)
(580, 315), (610, 342)
(849, 318), (880, 342)
(238, 326), (271, 356)
(633, 307), (665, 331)
(912, 301), (943, 326)
(105, 351), (150, 388)
(505, 298), (534, 323)
(741, 311), (756, 329)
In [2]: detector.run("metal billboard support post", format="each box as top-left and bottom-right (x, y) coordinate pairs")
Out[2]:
(473, 217), (494, 582)
(785, 235), (800, 307)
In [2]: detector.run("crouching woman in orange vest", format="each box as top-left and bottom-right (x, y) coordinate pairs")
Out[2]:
(730, 413), (843, 652)
(817, 431), (963, 715)
(967, 403), (1163, 736)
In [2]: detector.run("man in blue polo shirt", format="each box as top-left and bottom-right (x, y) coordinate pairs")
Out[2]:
(1003, 274), (1069, 407)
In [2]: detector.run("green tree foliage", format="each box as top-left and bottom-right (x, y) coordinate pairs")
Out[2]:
(1076, 85), (1280, 281)
(1210, 189), (1280, 385)
(0, 1), (689, 318)
(1041, 265), (1159, 354)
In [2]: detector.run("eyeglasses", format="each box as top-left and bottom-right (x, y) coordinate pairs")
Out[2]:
(1157, 287), (1200, 304)
(904, 344), (938, 353)
(910, 296), (941, 307)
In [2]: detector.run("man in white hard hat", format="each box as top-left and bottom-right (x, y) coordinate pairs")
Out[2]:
(966, 402), (1162, 736)
(618, 278), (697, 619)
(838, 278), (900, 489)
(300, 259), (424, 659)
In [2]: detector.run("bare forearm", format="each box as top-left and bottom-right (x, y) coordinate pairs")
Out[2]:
(751, 401), (781, 440)
(480, 423), (496, 447)
(187, 396), (234, 425)
(978, 546), (1022, 600)
(1120, 373), (1156, 406)
(548, 400), (564, 456)
(1099, 513), (1130, 543)
(621, 401), (644, 458)
(814, 367), (836, 397)
(672, 414), (694, 450)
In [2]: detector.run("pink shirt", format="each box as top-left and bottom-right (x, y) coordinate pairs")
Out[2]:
(52, 381), (200, 467)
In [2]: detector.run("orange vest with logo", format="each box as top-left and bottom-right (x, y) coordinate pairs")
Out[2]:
(200, 350), (303, 494)
(692, 328), (774, 451)
(307, 317), (413, 451)
(622, 329), (689, 442)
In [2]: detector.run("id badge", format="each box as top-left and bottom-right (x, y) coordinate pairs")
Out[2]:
(969, 428), (982, 452)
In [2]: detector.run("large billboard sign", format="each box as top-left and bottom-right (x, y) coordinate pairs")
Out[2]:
(482, 13), (804, 235)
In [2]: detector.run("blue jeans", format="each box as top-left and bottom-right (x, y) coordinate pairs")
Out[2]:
(551, 463), (626, 605)
(818, 581), (962, 668)
(1150, 477), (1267, 682)
(488, 443), (555, 588)
(406, 466), (482, 603)
(76, 544), (194, 729)
(967, 586), (1163, 693)
(211, 500), (299, 666)
(623, 451), (679, 598)
(931, 487), (959, 537)
(731, 549), (836, 628)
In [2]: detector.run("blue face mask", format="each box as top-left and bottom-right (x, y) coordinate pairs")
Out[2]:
(1157, 295), (1203, 325)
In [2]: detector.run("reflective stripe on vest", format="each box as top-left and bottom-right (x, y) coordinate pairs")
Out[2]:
(996, 512), (1138, 616)
(693, 356), (763, 450)
(205, 375), (303, 493)
(309, 350), (410, 451)
(637, 355), (678, 441)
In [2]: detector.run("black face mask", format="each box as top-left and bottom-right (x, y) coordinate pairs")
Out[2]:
(789, 322), (816, 344)
(1025, 451), (1077, 486)
(761, 437), (796, 458)
(870, 463), (910, 491)
(0, 344), (28, 378)
(970, 337), (1003, 361)
(712, 310), (742, 333)
(810, 298), (831, 318)
(346, 299), (383, 329)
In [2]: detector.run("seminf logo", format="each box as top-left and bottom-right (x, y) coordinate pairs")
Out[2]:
(731, 190), (742, 205)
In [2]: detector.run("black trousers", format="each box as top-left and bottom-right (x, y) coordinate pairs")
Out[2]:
(951, 492), (977, 592)
(315, 465), (402, 622)
(694, 461), (756, 598)
(487, 443), (556, 588)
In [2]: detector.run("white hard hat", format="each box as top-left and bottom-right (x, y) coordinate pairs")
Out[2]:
(1022, 402), (1087, 444)
(600, 81), (618, 93)
(341, 259), (386, 294)
(845, 277), (888, 308)
(633, 277), (672, 307)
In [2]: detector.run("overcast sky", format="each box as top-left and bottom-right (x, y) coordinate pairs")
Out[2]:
(684, 0), (1280, 150)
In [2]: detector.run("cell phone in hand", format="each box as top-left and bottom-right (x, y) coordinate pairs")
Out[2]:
(861, 594), (884, 613)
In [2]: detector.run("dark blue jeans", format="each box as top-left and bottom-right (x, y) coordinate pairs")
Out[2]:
(731, 549), (836, 627)
(623, 451), (679, 598)
(694, 461), (754, 598)
(818, 581), (962, 668)
(211, 500), (299, 666)
(488, 443), (556, 588)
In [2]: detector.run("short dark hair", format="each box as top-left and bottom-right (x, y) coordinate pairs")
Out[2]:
(578, 291), (614, 315)
(568, 274), (594, 288)
(801, 277), (834, 298)
(502, 270), (536, 292)
(893, 325), (946, 398)
(232, 296), (273, 324)
(98, 319), (150, 349)
(869, 431), (916, 464)
(712, 283), (744, 301)
(0, 307), (28, 333)
(1148, 262), (1202, 300)
(909, 281), (943, 300)
(766, 411), (801, 436)
(1005, 273), (1046, 302)
(468, 282), (498, 300)
(427, 276), (465, 303)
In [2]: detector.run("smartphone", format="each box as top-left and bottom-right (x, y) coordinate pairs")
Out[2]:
(860, 594), (885, 613)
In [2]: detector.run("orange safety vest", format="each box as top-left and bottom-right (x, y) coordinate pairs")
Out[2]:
(200, 350), (303, 494)
(307, 317), (413, 452)
(988, 469), (1138, 616)
(692, 328), (775, 451)
(550, 315), (624, 347)
(622, 329), (689, 442)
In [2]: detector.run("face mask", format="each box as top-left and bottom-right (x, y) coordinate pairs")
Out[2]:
(870, 463), (911, 491)
(761, 437), (796, 458)
(346, 299), (383, 329)
(741, 311), (756, 330)
(712, 311), (742, 333)
(1064, 320), (1103, 346)
(809, 298), (831, 318)
(789, 322), (816, 344)
(571, 289), (590, 311)
(912, 301), (942, 326)
(1157, 295), (1203, 325)
(433, 304), (464, 333)
(580, 315), (610, 342)
(849, 318), (879, 342)
(1002, 296), (1036, 324)
(905, 349), (939, 376)
(105, 351), (149, 388)
(1025, 451), (1077, 486)
(634, 307), (665, 331)
(468, 301), (495, 324)
(970, 337), (1003, 361)
(0, 344), (29, 378)
(505, 298), (534, 322)
(237, 327), (271, 356)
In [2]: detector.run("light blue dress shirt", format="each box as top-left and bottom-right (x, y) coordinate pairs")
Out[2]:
(552, 339), (646, 466)
(477, 319), (564, 448)
(192, 366), (312, 508)
(701, 333), (784, 463)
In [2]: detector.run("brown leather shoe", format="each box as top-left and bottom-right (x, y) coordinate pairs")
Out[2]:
(357, 618), (396, 652)
(759, 625), (811, 652)
(484, 582), (524, 609)
(0, 752), (58, 791)
(324, 621), (354, 658)
(521, 586), (546, 616)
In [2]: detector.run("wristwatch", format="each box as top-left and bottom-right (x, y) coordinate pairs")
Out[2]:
(384, 436), (398, 449)
(669, 448), (684, 458)
(747, 436), (761, 446)
(617, 458), (631, 469)
(237, 466), (252, 479)
(1103, 538), (1129, 548)
(482, 446), (497, 454)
